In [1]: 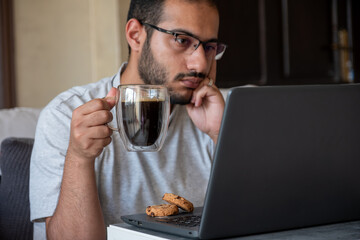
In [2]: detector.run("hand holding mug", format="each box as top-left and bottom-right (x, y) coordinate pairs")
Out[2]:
(68, 89), (117, 162)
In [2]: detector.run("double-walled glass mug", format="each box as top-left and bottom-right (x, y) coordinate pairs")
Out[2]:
(109, 84), (170, 152)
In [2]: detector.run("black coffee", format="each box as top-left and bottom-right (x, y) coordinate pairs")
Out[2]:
(121, 100), (165, 146)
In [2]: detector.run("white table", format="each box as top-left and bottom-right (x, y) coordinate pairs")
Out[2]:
(107, 220), (360, 240)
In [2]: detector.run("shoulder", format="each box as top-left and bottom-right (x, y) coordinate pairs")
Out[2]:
(40, 76), (115, 120)
(34, 75), (116, 142)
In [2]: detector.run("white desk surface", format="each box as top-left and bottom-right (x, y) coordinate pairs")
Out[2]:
(108, 220), (360, 240)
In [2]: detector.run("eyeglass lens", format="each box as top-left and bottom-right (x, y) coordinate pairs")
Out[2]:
(173, 34), (226, 60)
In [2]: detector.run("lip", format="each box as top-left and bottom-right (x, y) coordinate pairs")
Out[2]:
(180, 78), (202, 89)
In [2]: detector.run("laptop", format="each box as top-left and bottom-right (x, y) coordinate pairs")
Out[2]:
(121, 84), (360, 239)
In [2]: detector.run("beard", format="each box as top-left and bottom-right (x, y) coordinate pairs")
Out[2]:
(138, 37), (195, 105)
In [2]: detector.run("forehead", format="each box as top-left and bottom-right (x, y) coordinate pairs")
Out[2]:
(160, 0), (219, 39)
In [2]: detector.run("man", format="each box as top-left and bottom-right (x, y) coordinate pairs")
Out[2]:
(29, 0), (226, 239)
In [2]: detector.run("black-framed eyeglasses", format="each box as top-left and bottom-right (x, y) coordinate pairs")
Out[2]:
(142, 22), (227, 60)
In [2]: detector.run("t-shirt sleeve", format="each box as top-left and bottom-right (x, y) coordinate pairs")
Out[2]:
(29, 103), (72, 222)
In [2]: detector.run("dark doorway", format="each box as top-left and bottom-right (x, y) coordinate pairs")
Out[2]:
(0, 0), (16, 108)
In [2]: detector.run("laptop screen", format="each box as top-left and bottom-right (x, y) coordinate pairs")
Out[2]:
(200, 84), (360, 239)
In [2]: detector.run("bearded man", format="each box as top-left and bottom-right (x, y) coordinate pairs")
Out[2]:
(29, 0), (227, 239)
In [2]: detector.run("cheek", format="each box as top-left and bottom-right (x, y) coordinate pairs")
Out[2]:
(150, 36), (194, 82)
(151, 35), (174, 64)
(154, 51), (186, 79)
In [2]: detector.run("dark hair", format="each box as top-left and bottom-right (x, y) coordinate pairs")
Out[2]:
(127, 0), (164, 26)
(126, 0), (218, 56)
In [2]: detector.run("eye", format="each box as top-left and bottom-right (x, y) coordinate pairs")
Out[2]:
(204, 43), (217, 52)
(174, 35), (192, 48)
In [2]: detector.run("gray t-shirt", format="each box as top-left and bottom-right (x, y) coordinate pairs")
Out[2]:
(29, 63), (214, 239)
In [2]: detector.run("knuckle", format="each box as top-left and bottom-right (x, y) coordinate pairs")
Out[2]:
(71, 118), (82, 129)
(82, 141), (93, 151)
(101, 110), (110, 120)
(106, 126), (113, 136)
(96, 110), (112, 122)
(103, 137), (112, 147)
(72, 108), (81, 120)
(72, 128), (83, 141)
(92, 99), (105, 109)
(108, 111), (114, 122)
(101, 125), (113, 137)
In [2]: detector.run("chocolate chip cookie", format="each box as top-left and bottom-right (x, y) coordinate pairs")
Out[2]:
(162, 193), (194, 212)
(146, 204), (179, 217)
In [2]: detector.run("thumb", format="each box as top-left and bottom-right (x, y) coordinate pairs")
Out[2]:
(104, 87), (117, 108)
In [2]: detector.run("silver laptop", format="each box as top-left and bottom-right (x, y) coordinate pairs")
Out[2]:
(121, 84), (360, 239)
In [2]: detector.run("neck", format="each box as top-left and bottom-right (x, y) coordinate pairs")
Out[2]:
(120, 60), (144, 85)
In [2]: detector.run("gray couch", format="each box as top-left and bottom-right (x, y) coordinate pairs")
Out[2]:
(0, 107), (41, 240)
(0, 138), (35, 239)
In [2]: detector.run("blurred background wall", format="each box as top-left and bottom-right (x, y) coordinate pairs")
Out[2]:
(13, 0), (130, 108)
(2, 0), (358, 108)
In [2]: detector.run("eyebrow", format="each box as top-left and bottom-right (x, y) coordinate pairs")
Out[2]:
(170, 28), (219, 43)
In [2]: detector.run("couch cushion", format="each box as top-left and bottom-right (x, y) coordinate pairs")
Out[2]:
(0, 137), (34, 240)
(0, 107), (41, 145)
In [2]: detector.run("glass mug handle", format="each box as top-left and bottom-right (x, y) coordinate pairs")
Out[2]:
(107, 123), (118, 131)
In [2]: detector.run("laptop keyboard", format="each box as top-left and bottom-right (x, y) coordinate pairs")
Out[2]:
(155, 215), (202, 227)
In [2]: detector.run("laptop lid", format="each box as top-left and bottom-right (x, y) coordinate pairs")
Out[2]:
(122, 84), (360, 239)
(199, 84), (360, 239)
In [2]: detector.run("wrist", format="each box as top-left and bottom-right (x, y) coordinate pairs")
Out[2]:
(66, 148), (96, 169)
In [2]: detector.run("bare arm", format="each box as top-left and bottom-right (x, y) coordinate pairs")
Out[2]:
(45, 88), (117, 240)
(45, 153), (106, 240)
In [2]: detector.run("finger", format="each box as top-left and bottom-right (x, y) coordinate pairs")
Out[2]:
(84, 109), (113, 127)
(71, 108), (113, 136)
(104, 87), (117, 108)
(100, 136), (112, 148)
(207, 78), (214, 87)
(191, 78), (219, 106)
(192, 88), (206, 107)
(71, 125), (112, 148)
(201, 77), (218, 89)
(75, 98), (113, 117)
(89, 125), (113, 139)
(72, 125), (112, 144)
(191, 84), (218, 107)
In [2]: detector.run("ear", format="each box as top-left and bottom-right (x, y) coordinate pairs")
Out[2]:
(126, 18), (146, 53)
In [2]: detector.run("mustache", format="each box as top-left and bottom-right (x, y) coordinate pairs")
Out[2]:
(174, 72), (206, 81)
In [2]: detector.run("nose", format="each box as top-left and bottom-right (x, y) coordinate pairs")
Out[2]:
(186, 44), (209, 74)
